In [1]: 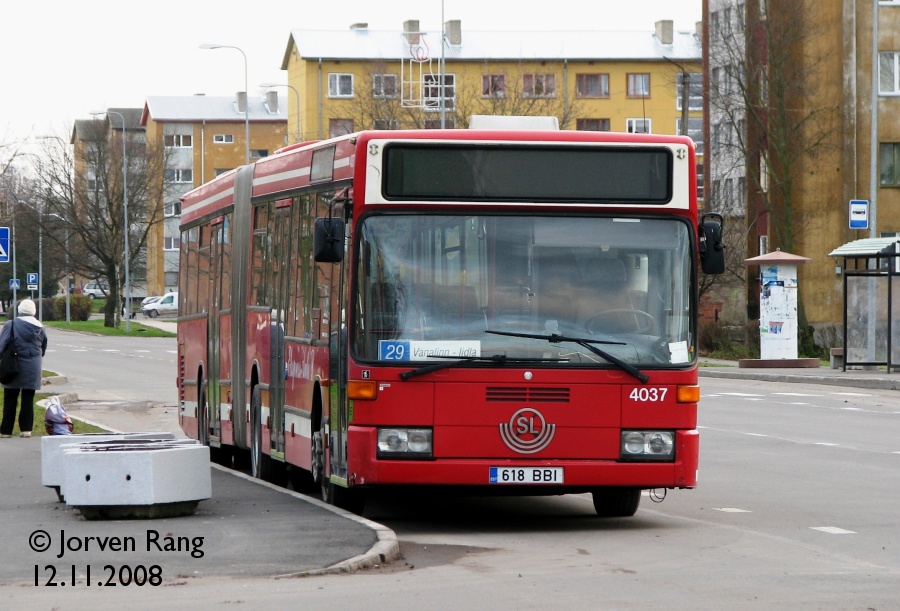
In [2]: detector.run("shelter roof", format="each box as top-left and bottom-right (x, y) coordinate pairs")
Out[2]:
(828, 238), (900, 258)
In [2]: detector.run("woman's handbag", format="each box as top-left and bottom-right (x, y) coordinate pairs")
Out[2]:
(0, 322), (19, 384)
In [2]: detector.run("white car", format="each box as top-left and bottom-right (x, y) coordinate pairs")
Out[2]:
(142, 292), (178, 318)
(82, 282), (109, 299)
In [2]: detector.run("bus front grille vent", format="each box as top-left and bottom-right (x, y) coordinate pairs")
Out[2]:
(485, 386), (570, 403)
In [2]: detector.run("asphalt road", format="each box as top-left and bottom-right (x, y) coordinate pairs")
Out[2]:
(3, 326), (898, 609)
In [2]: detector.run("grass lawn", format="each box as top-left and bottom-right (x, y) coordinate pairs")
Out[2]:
(3, 392), (106, 437)
(46, 319), (174, 337)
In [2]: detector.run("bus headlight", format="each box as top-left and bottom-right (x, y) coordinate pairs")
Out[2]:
(377, 428), (433, 458)
(620, 430), (674, 461)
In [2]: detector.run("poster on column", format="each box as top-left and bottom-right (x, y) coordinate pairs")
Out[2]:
(759, 265), (799, 359)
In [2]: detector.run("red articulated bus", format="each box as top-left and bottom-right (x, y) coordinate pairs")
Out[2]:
(177, 120), (724, 516)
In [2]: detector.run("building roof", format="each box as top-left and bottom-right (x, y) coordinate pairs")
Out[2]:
(282, 25), (701, 67)
(828, 237), (900, 258)
(141, 94), (287, 125)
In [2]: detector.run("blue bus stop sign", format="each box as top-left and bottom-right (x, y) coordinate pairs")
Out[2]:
(849, 200), (868, 229)
(0, 227), (9, 263)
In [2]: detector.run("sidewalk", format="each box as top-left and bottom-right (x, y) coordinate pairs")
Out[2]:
(698, 358), (899, 391)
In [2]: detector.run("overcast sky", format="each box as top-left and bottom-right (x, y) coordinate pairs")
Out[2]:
(1, 0), (701, 146)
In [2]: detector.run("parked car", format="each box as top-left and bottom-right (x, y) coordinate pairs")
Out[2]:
(141, 296), (161, 308)
(82, 282), (109, 299)
(141, 292), (177, 318)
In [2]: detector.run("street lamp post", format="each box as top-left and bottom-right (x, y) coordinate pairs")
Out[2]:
(16, 199), (43, 319)
(90, 110), (130, 331)
(259, 82), (301, 142)
(46, 213), (70, 323)
(201, 43), (250, 164)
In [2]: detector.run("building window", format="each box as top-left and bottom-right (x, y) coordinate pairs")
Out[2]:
(213, 134), (234, 144)
(676, 118), (705, 155)
(627, 73), (650, 98)
(879, 52), (900, 94)
(164, 201), (182, 217)
(329, 119), (354, 138)
(697, 162), (705, 201)
(676, 73), (704, 110)
(424, 73), (455, 111)
(879, 143), (900, 186)
(215, 168), (230, 176)
(164, 237), (181, 251)
(164, 134), (192, 148)
(626, 118), (651, 134)
(523, 74), (556, 98)
(424, 118), (456, 129)
(576, 118), (610, 131)
(250, 149), (269, 159)
(373, 119), (399, 130)
(164, 169), (193, 183)
(482, 74), (506, 98)
(373, 74), (398, 98)
(575, 73), (609, 98)
(328, 73), (354, 98)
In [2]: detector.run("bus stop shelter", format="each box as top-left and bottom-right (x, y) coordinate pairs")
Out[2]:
(827, 237), (900, 373)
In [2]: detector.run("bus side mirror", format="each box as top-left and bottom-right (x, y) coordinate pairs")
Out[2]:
(699, 213), (725, 275)
(313, 217), (345, 263)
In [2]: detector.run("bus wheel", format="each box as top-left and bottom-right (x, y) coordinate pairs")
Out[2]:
(197, 384), (209, 447)
(249, 386), (269, 480)
(249, 386), (287, 485)
(591, 488), (641, 517)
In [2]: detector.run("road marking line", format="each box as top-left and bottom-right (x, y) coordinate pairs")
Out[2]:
(773, 393), (821, 397)
(810, 526), (856, 534)
(814, 442), (839, 446)
(719, 392), (765, 397)
(713, 507), (751, 513)
(830, 392), (872, 397)
(746, 433), (768, 437)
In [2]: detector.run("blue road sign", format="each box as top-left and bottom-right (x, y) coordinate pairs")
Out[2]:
(9, 279), (20, 290)
(0, 227), (9, 263)
(27, 272), (38, 285)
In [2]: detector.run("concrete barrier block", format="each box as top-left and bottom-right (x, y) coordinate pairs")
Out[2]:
(41, 432), (177, 495)
(62, 442), (211, 519)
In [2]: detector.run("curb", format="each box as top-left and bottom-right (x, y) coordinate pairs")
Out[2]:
(43, 394), (402, 576)
(699, 369), (900, 391)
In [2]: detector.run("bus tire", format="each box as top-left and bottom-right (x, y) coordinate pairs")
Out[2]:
(200, 382), (229, 466)
(591, 488), (641, 517)
(249, 385), (287, 485)
(249, 385), (270, 480)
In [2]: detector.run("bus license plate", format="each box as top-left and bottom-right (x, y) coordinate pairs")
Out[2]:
(489, 467), (564, 484)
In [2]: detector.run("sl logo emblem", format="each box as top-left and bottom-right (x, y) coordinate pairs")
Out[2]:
(499, 408), (555, 454)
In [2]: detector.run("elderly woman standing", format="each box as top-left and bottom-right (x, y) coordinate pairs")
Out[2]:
(0, 300), (48, 438)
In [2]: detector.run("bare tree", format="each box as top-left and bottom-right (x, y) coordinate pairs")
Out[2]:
(706, 0), (841, 333)
(343, 61), (582, 131)
(31, 121), (168, 327)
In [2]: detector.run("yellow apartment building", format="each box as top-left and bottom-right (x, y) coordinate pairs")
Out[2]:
(705, 0), (900, 334)
(141, 94), (288, 296)
(280, 19), (703, 183)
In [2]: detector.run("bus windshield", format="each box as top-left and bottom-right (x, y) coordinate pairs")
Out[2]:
(353, 214), (694, 367)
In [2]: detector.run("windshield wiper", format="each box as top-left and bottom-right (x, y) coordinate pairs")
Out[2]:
(399, 354), (569, 381)
(484, 330), (649, 384)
